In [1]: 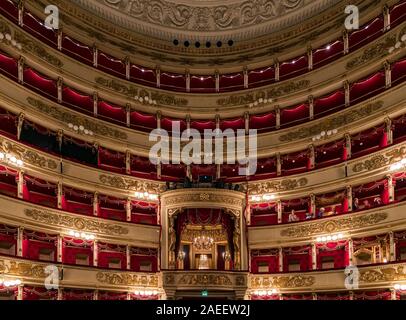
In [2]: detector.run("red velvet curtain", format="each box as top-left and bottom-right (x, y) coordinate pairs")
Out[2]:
(62, 36), (93, 65)
(23, 286), (57, 300)
(282, 245), (312, 272)
(316, 241), (349, 269)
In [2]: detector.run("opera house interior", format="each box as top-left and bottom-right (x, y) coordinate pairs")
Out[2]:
(0, 0), (405, 301)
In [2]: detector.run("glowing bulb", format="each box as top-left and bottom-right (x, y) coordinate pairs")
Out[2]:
(316, 237), (322, 242)
(394, 284), (401, 290)
(0, 152), (4, 159)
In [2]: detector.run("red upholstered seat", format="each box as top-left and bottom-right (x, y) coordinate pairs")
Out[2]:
(62, 186), (94, 216)
(249, 112), (276, 133)
(22, 230), (57, 262)
(390, 0), (406, 28)
(98, 147), (126, 173)
(23, 175), (57, 208)
(23, 286), (57, 300)
(62, 237), (93, 266)
(350, 71), (385, 105)
(279, 55), (308, 80)
(130, 111), (156, 132)
(313, 40), (344, 68)
(160, 72), (186, 92)
(98, 100), (126, 126)
(97, 242), (127, 270)
(314, 91), (345, 119)
(131, 155), (157, 180)
(219, 72), (244, 92)
(349, 17), (384, 51)
(24, 68), (57, 100)
(98, 195), (126, 221)
(392, 58), (406, 86)
(220, 117), (245, 131)
(190, 120), (216, 133)
(97, 51), (126, 78)
(62, 36), (93, 65)
(161, 117), (187, 133)
(190, 75), (216, 93)
(248, 66), (275, 88)
(280, 103), (309, 128)
(0, 51), (18, 79)
(23, 12), (57, 47)
(315, 140), (346, 168)
(62, 87), (94, 115)
(0, 0), (18, 22)
(130, 65), (156, 87)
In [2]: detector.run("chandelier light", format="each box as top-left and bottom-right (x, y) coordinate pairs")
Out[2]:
(0, 32), (22, 50)
(394, 284), (406, 291)
(388, 33), (406, 53)
(316, 233), (344, 243)
(134, 191), (158, 201)
(68, 123), (94, 136)
(390, 158), (406, 172)
(193, 234), (214, 250)
(0, 152), (23, 167)
(250, 194), (276, 202)
(312, 129), (339, 141)
(0, 278), (22, 287)
(134, 95), (157, 105)
(133, 289), (159, 296)
(68, 230), (95, 240)
(248, 97), (272, 108)
(252, 289), (278, 296)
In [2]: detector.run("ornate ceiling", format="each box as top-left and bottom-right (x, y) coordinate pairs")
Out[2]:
(71, 0), (338, 42)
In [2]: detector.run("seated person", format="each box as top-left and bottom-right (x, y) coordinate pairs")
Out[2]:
(317, 207), (325, 218)
(305, 212), (314, 220)
(373, 197), (382, 206)
(363, 199), (371, 209)
(353, 198), (359, 210)
(288, 210), (299, 222)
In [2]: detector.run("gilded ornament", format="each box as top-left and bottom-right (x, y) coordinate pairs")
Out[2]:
(359, 265), (406, 282)
(250, 275), (315, 289)
(280, 212), (388, 237)
(248, 178), (308, 194)
(96, 272), (158, 286)
(99, 174), (165, 193)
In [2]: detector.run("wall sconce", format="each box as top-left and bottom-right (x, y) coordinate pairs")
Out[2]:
(0, 152), (23, 167)
(68, 230), (95, 240)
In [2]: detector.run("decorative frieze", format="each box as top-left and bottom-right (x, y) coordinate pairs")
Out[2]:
(280, 212), (388, 238)
(360, 265), (406, 282)
(96, 272), (158, 286)
(0, 136), (58, 170)
(250, 275), (315, 289)
(247, 178), (308, 194)
(0, 259), (48, 278)
(99, 174), (165, 193)
(352, 145), (406, 173)
(279, 101), (384, 142)
(27, 97), (128, 140)
(24, 209), (129, 236)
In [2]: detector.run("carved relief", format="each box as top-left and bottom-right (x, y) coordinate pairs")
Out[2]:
(178, 274), (233, 286)
(248, 178), (308, 194)
(0, 259), (48, 278)
(250, 275), (315, 289)
(0, 137), (58, 170)
(352, 145), (406, 173)
(98, 0), (304, 31)
(217, 80), (310, 107)
(163, 192), (244, 209)
(25, 209), (129, 235)
(27, 97), (128, 140)
(360, 265), (406, 282)
(96, 272), (159, 286)
(279, 101), (384, 142)
(99, 174), (165, 193)
(280, 212), (388, 237)
(95, 77), (188, 107)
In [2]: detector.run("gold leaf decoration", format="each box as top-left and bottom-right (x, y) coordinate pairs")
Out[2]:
(27, 97), (128, 140)
(279, 101), (384, 142)
(359, 265), (406, 282)
(352, 145), (406, 173)
(0, 137), (58, 170)
(217, 80), (310, 107)
(248, 178), (308, 194)
(95, 77), (188, 107)
(346, 35), (397, 70)
(24, 209), (129, 235)
(99, 174), (165, 193)
(250, 275), (315, 289)
(96, 272), (158, 286)
(0, 259), (47, 278)
(14, 31), (63, 68)
(280, 212), (388, 238)
(177, 274), (233, 286)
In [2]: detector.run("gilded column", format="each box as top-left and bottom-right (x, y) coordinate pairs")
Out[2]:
(126, 104), (131, 128)
(308, 95), (314, 120)
(383, 4), (390, 31)
(93, 191), (99, 216)
(57, 234), (63, 263)
(389, 231), (395, 262)
(385, 117), (393, 146)
(93, 45), (98, 67)
(277, 200), (282, 224)
(17, 170), (24, 199)
(343, 80), (350, 107)
(18, 57), (24, 84)
(348, 239), (354, 266)
(126, 245), (131, 270)
(17, 227), (23, 257)
(93, 240), (98, 267)
(307, 45), (313, 71)
(384, 60), (392, 88)
(278, 247), (283, 272)
(274, 59), (280, 81)
(125, 56), (130, 80)
(93, 92), (98, 117)
(275, 106), (281, 129)
(57, 181), (63, 209)
(126, 197), (132, 222)
(343, 30), (349, 54)
(57, 77), (63, 103)
(276, 153), (282, 176)
(311, 243), (317, 270)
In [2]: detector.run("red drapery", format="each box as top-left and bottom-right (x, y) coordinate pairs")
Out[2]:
(282, 245), (312, 272)
(316, 240), (349, 269)
(23, 286), (57, 300)
(62, 237), (93, 266)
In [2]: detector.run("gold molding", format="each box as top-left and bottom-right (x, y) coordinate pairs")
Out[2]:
(250, 275), (315, 289)
(279, 101), (384, 142)
(95, 77), (188, 107)
(352, 145), (406, 173)
(27, 97), (128, 140)
(0, 258), (47, 278)
(24, 208), (129, 236)
(0, 136), (58, 170)
(280, 212), (388, 238)
(177, 274), (233, 286)
(360, 265), (406, 283)
(247, 178), (308, 194)
(217, 80), (310, 107)
(96, 272), (158, 286)
(99, 174), (165, 193)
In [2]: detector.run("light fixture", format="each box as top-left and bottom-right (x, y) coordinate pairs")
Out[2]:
(193, 229), (214, 250)
(0, 32), (22, 50)
(326, 45), (331, 50)
(0, 278), (22, 287)
(394, 284), (406, 291)
(134, 95), (157, 105)
(390, 158), (406, 172)
(68, 230), (95, 240)
(134, 191), (158, 201)
(248, 97), (272, 108)
(133, 289), (159, 296)
(388, 33), (406, 53)
(0, 152), (24, 167)
(67, 123), (94, 136)
(316, 233), (344, 243)
(252, 289), (278, 296)
(250, 194), (276, 202)
(312, 129), (339, 141)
